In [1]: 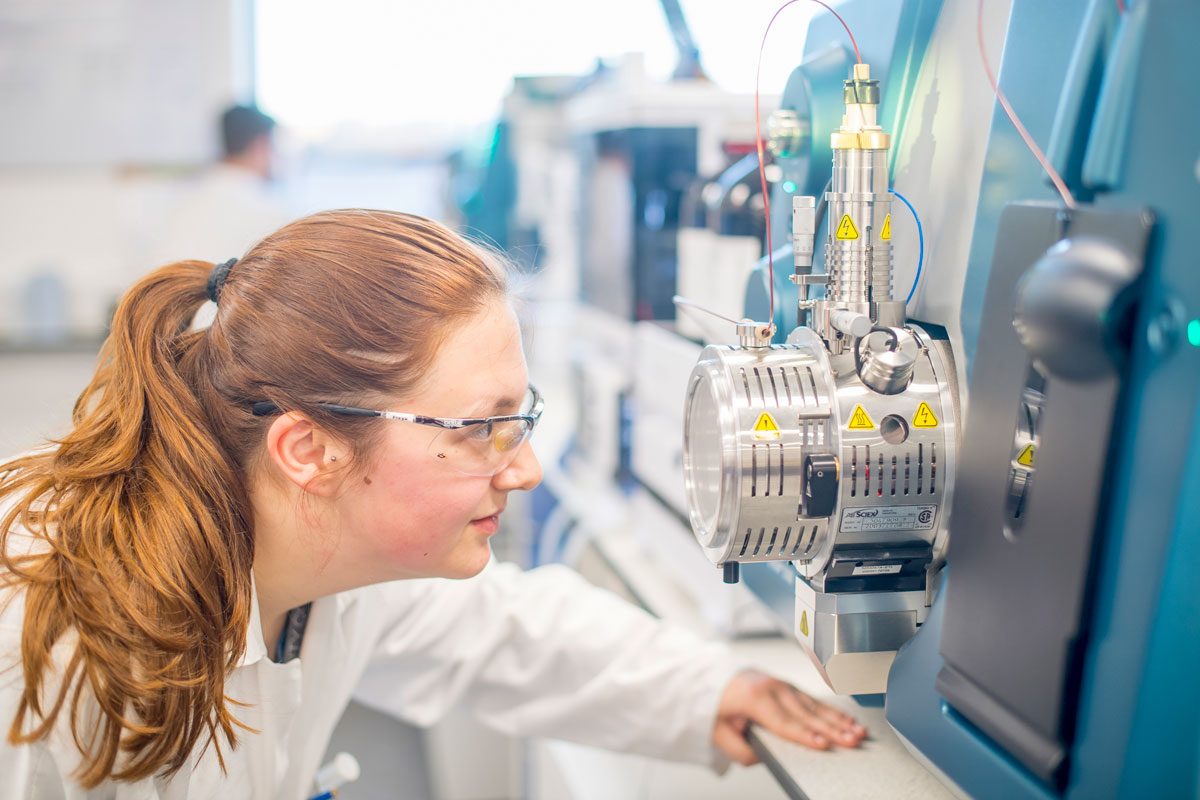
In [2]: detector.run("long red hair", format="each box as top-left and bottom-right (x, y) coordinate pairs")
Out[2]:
(0, 210), (508, 786)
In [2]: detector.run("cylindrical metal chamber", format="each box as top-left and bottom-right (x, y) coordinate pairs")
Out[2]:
(682, 326), (958, 580)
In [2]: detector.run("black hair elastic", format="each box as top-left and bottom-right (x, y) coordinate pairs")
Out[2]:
(206, 258), (238, 304)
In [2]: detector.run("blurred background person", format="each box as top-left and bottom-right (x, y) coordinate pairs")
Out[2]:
(149, 104), (292, 268)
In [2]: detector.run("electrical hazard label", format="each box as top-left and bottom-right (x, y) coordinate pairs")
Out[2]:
(836, 214), (860, 240)
(881, 213), (892, 240)
(753, 412), (781, 440)
(912, 402), (939, 428)
(848, 405), (875, 430)
(1017, 444), (1036, 467)
(799, 609), (809, 638)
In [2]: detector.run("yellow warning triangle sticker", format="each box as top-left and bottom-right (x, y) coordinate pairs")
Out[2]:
(881, 213), (892, 241)
(836, 214), (860, 240)
(799, 609), (809, 638)
(753, 412), (781, 440)
(848, 404), (875, 430)
(1017, 444), (1035, 467)
(912, 401), (939, 428)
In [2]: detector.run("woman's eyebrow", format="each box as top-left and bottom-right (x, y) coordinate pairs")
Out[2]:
(464, 392), (523, 417)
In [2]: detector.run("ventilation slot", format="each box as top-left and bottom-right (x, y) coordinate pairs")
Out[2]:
(780, 367), (794, 405)
(865, 445), (872, 496)
(792, 367), (809, 407)
(851, 446), (858, 497)
(777, 445), (785, 496)
(751, 444), (758, 497)
(765, 527), (779, 555)
(917, 443), (924, 495)
(740, 528), (752, 557)
(765, 443), (772, 497)
(877, 453), (885, 497)
(766, 368), (781, 406)
(738, 368), (752, 405)
(780, 527), (792, 554)
(931, 443), (938, 494)
(805, 367), (821, 406)
(752, 367), (766, 405)
(752, 527), (766, 556)
(802, 524), (819, 556)
(904, 452), (911, 496)
(891, 455), (898, 496)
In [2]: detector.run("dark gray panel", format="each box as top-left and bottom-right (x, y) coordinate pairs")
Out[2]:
(937, 202), (1151, 784)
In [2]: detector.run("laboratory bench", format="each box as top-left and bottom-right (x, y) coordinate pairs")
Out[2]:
(548, 526), (956, 800)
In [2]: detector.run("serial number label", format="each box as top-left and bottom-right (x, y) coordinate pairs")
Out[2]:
(840, 505), (937, 532)
(852, 564), (903, 576)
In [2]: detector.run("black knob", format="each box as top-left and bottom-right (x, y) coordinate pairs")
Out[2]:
(1013, 236), (1140, 382)
(722, 562), (740, 584)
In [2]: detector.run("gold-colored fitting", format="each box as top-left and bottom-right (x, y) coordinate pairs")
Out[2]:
(831, 130), (892, 150)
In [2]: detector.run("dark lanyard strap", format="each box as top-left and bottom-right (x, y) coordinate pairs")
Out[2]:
(274, 602), (313, 663)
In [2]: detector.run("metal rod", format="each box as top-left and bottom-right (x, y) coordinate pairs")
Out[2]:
(672, 295), (743, 326)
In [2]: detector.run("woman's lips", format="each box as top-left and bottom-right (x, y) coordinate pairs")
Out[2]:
(470, 514), (500, 534)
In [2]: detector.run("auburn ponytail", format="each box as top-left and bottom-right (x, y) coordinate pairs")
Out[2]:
(1, 210), (508, 787)
(1, 260), (255, 785)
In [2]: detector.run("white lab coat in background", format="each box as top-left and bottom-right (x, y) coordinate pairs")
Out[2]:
(0, 547), (743, 798)
(148, 164), (292, 269)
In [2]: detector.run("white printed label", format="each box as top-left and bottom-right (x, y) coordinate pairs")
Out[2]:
(852, 564), (903, 576)
(840, 505), (937, 532)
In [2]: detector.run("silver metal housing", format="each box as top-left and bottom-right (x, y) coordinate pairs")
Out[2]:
(681, 61), (964, 694)
(683, 341), (833, 567)
(682, 324), (959, 694)
(682, 325), (957, 578)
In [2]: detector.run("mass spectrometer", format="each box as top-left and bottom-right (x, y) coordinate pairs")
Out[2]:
(683, 57), (956, 696)
(680, 0), (1199, 797)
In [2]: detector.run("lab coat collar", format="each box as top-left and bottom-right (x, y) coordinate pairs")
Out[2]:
(239, 575), (270, 668)
(237, 576), (359, 669)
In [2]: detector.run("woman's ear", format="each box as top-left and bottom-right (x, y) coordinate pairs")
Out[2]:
(264, 413), (348, 496)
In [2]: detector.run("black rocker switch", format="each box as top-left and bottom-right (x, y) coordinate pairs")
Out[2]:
(804, 453), (839, 518)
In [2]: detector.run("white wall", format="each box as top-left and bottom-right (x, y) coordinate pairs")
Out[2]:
(0, 0), (247, 343)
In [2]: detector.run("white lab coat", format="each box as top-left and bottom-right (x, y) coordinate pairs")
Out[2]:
(0, 529), (743, 798)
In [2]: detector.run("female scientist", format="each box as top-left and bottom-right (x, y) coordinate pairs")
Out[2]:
(0, 210), (864, 796)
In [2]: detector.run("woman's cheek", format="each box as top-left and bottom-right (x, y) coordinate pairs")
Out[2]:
(362, 475), (481, 565)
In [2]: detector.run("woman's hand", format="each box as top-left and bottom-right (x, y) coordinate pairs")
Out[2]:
(713, 669), (868, 765)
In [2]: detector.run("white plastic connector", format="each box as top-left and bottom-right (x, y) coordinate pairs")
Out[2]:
(792, 195), (816, 270)
(315, 752), (361, 794)
(842, 62), (879, 131)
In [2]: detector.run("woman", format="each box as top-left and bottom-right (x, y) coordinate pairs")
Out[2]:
(0, 210), (865, 797)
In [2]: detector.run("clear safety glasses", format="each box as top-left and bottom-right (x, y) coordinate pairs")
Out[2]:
(251, 385), (544, 477)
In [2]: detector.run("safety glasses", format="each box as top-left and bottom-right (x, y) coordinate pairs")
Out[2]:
(251, 385), (544, 477)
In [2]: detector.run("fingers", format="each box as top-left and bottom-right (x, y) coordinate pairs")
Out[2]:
(716, 672), (872, 760)
(806, 693), (868, 741)
(713, 720), (760, 766)
(749, 687), (835, 750)
(774, 686), (864, 748)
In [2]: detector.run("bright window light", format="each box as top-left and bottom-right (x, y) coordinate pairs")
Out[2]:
(256, 0), (814, 144)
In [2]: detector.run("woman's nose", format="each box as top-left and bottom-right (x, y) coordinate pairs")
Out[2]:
(493, 440), (543, 492)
